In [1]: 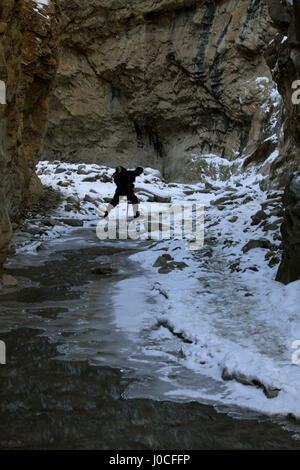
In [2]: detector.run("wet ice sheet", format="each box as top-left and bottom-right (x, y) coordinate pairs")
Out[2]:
(7, 159), (300, 419)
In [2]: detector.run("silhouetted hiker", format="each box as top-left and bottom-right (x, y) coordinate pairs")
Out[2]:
(103, 166), (144, 218)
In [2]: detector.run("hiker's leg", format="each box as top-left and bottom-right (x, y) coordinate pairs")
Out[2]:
(111, 191), (121, 208)
(103, 191), (120, 217)
(128, 192), (140, 218)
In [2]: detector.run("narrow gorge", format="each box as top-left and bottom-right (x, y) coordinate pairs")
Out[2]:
(1, 0), (300, 451)
(1, 0), (300, 274)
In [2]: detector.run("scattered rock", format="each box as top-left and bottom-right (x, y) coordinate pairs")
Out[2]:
(153, 254), (187, 273)
(153, 254), (173, 268)
(91, 265), (118, 275)
(43, 218), (56, 227)
(260, 197), (282, 209)
(264, 387), (281, 399)
(60, 219), (84, 227)
(158, 261), (188, 274)
(77, 165), (89, 175)
(242, 238), (275, 253)
(156, 319), (193, 344)
(228, 216), (238, 223)
(243, 266), (259, 272)
(55, 167), (65, 174)
(205, 182), (220, 191)
(242, 196), (254, 204)
(269, 207), (283, 218)
(222, 367), (280, 399)
(262, 220), (283, 232)
(207, 220), (219, 228)
(82, 175), (99, 183)
(184, 189), (210, 195)
(84, 194), (97, 204)
(172, 261), (188, 270)
(24, 226), (45, 236)
(99, 173), (112, 183)
(251, 209), (268, 226)
(265, 251), (274, 260)
(266, 192), (282, 200)
(211, 194), (243, 206)
(230, 260), (241, 273)
(152, 282), (168, 299)
(2, 274), (18, 287)
(66, 196), (81, 206)
(148, 194), (171, 203)
(268, 256), (280, 268)
(273, 233), (282, 242)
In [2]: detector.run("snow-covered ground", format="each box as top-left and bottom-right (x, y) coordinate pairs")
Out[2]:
(10, 158), (300, 423)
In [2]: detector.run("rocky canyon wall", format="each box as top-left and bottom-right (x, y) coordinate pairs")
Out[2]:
(265, 0), (300, 283)
(266, 0), (300, 188)
(0, 0), (60, 273)
(44, 0), (280, 182)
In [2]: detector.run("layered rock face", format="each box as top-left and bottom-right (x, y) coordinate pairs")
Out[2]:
(0, 0), (60, 273)
(44, 0), (279, 181)
(265, 0), (300, 283)
(276, 172), (300, 284)
(266, 0), (300, 188)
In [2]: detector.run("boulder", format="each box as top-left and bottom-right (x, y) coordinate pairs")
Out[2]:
(91, 265), (118, 275)
(153, 254), (173, 268)
(2, 274), (18, 287)
(222, 367), (280, 399)
(242, 238), (275, 253)
(60, 219), (84, 227)
(251, 210), (268, 226)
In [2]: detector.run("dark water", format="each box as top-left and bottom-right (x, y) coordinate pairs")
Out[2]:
(0, 228), (299, 450)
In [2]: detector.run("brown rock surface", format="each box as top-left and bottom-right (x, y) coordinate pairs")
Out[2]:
(44, 0), (279, 181)
(1, 273), (18, 287)
(0, 0), (60, 273)
(266, 0), (300, 188)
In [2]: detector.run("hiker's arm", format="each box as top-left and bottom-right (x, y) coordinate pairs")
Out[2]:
(133, 167), (144, 177)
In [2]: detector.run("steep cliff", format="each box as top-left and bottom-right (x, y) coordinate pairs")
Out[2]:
(0, 0), (60, 273)
(264, 0), (300, 283)
(266, 0), (300, 188)
(44, 0), (279, 181)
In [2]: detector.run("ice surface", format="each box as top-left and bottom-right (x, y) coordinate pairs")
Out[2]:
(15, 158), (299, 418)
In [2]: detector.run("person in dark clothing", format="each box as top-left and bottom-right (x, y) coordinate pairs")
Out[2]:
(103, 166), (144, 218)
